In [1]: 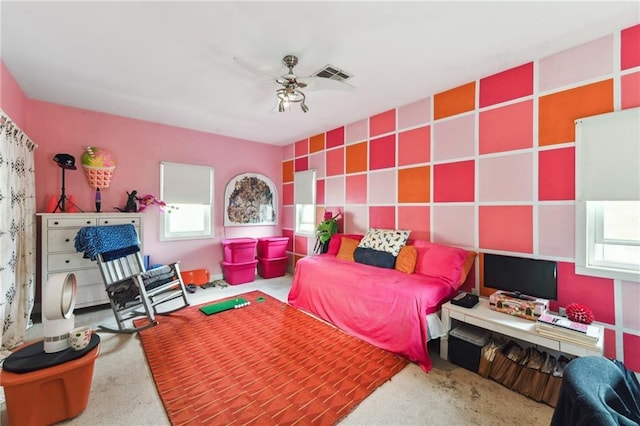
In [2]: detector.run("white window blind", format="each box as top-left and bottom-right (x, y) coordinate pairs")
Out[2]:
(161, 162), (213, 205)
(294, 170), (316, 204)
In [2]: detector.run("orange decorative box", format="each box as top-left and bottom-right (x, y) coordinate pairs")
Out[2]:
(489, 290), (549, 321)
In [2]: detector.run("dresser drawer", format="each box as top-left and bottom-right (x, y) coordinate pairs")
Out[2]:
(98, 216), (141, 226)
(48, 252), (96, 271)
(47, 217), (97, 228)
(47, 228), (81, 253)
(74, 283), (110, 308)
(47, 268), (102, 288)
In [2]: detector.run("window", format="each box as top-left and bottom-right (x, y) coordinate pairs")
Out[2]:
(160, 162), (213, 241)
(575, 108), (640, 281)
(294, 170), (316, 235)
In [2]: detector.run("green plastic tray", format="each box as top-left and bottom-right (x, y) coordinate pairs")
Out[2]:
(199, 297), (250, 315)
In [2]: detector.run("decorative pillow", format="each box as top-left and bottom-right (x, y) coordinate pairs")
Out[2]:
(353, 247), (396, 269)
(458, 251), (477, 285)
(416, 242), (470, 289)
(411, 240), (433, 275)
(395, 245), (417, 274)
(336, 237), (359, 262)
(357, 229), (410, 257)
(327, 234), (364, 255)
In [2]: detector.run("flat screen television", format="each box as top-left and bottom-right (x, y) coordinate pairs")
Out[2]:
(484, 254), (558, 301)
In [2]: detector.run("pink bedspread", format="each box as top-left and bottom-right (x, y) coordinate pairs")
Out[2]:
(288, 254), (456, 372)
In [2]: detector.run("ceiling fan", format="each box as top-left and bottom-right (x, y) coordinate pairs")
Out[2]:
(234, 54), (354, 113)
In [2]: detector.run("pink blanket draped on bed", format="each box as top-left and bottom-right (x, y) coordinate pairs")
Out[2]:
(288, 254), (456, 372)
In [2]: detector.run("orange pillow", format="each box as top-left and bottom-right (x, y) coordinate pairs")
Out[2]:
(395, 245), (417, 273)
(458, 251), (477, 285)
(336, 237), (359, 262)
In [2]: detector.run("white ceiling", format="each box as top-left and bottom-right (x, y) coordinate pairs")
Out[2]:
(1, 1), (638, 146)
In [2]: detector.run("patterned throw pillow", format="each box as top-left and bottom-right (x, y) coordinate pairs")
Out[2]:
(357, 229), (410, 257)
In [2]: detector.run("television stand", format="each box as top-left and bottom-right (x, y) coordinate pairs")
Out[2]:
(440, 298), (604, 360)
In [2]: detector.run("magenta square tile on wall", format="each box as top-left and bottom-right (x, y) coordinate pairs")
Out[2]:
(556, 262), (615, 325)
(623, 333), (640, 372)
(282, 229), (294, 252)
(538, 147), (575, 201)
(346, 174), (367, 204)
(369, 206), (396, 229)
(479, 205), (533, 253)
(479, 62), (533, 108)
(398, 126), (430, 166)
(433, 161), (475, 202)
(316, 178), (325, 205)
(479, 100), (533, 155)
(621, 24), (640, 70)
(604, 328), (616, 360)
(369, 134), (396, 170)
(282, 183), (293, 205)
(326, 126), (345, 149)
(294, 156), (308, 172)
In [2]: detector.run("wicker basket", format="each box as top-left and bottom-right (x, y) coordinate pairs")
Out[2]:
(82, 165), (115, 189)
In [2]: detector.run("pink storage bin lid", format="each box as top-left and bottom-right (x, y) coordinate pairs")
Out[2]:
(222, 238), (257, 245)
(221, 259), (258, 266)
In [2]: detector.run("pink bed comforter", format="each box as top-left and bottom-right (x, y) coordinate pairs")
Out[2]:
(288, 254), (456, 372)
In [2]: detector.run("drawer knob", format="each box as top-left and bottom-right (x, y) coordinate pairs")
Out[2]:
(86, 221), (91, 224)
(65, 238), (70, 242)
(65, 260), (70, 264)
(104, 221), (109, 224)
(54, 221), (59, 225)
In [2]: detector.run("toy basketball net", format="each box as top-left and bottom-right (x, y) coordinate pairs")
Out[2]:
(82, 165), (116, 189)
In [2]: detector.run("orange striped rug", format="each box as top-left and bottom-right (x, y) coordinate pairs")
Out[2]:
(138, 291), (408, 425)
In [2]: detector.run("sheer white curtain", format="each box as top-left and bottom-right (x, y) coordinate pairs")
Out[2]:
(0, 110), (37, 359)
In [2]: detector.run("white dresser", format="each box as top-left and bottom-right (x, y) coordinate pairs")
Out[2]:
(38, 213), (143, 309)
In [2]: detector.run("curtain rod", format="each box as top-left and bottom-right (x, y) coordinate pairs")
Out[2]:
(0, 109), (38, 150)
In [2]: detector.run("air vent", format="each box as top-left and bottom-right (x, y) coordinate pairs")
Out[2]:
(312, 65), (353, 82)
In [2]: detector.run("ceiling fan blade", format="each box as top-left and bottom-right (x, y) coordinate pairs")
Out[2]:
(233, 56), (279, 81)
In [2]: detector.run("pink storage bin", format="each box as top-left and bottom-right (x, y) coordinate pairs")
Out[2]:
(257, 256), (288, 279)
(257, 237), (289, 259)
(222, 238), (257, 263)
(221, 260), (257, 285)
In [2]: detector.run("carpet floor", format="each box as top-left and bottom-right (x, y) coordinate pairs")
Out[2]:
(137, 291), (408, 425)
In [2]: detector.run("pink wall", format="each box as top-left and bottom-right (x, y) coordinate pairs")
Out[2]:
(25, 100), (283, 275)
(281, 23), (640, 371)
(0, 61), (28, 127)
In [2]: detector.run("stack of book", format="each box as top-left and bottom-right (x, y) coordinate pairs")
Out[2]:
(536, 312), (600, 347)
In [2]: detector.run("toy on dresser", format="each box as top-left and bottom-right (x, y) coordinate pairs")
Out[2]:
(489, 290), (549, 321)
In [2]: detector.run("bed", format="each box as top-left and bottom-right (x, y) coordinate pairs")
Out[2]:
(288, 233), (475, 372)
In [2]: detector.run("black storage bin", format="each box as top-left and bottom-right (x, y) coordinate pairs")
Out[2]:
(448, 324), (491, 373)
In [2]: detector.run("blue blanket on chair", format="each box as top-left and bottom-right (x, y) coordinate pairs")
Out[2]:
(75, 224), (140, 260)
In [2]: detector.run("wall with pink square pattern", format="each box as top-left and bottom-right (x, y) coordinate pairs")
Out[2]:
(281, 23), (640, 370)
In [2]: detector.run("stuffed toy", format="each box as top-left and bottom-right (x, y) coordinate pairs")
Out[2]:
(136, 194), (172, 212)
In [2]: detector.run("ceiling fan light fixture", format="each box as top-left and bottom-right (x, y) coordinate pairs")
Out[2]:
(301, 103), (309, 113)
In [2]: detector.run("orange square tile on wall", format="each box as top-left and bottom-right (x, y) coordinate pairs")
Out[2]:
(398, 166), (430, 203)
(434, 82), (476, 120)
(369, 206), (395, 229)
(433, 161), (474, 202)
(479, 205), (533, 253)
(309, 133), (325, 153)
(282, 160), (294, 183)
(398, 126), (430, 166)
(538, 147), (575, 201)
(538, 79), (613, 146)
(370, 109), (396, 137)
(346, 141), (368, 174)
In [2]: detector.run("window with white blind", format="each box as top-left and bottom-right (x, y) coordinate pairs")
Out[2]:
(294, 170), (316, 235)
(575, 108), (640, 282)
(160, 162), (214, 241)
